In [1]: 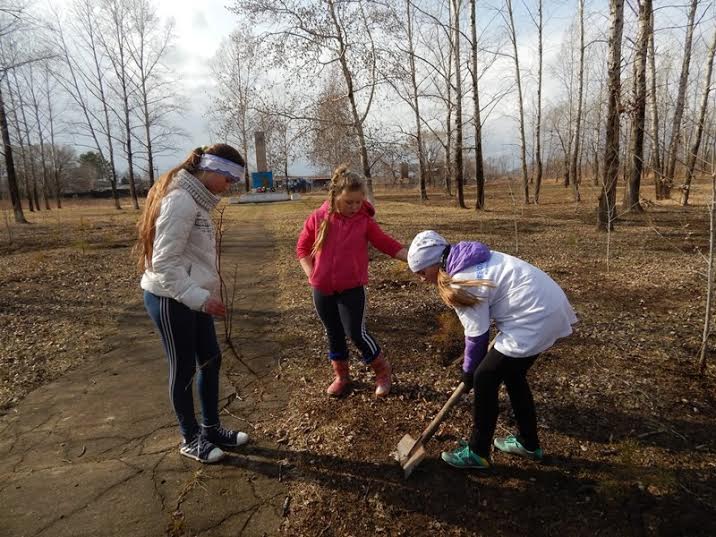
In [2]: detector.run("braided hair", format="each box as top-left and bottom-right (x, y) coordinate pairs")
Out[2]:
(311, 164), (365, 256)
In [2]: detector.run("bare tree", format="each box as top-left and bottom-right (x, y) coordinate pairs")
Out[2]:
(528, 0), (544, 203)
(0, 1), (31, 223)
(382, 0), (428, 200)
(680, 28), (715, 206)
(234, 0), (385, 202)
(663, 0), (699, 199)
(0, 83), (26, 222)
(43, 67), (63, 208)
(700, 159), (716, 374)
(52, 0), (122, 209)
(97, 0), (139, 209)
(451, 0), (466, 208)
(415, 3), (454, 196)
(623, 0), (652, 212)
(469, 0), (485, 209)
(255, 93), (307, 187)
(24, 62), (52, 210)
(647, 4), (661, 192)
(210, 28), (261, 191)
(306, 81), (361, 173)
(10, 67), (40, 211)
(406, 0), (428, 200)
(503, 0), (529, 203)
(126, 0), (174, 187)
(597, 0), (624, 231)
(568, 0), (584, 203)
(3, 72), (34, 212)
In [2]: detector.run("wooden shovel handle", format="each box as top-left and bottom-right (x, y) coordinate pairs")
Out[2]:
(407, 336), (497, 458)
(407, 382), (468, 458)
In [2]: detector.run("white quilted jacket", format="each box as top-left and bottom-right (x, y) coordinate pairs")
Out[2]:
(140, 170), (221, 311)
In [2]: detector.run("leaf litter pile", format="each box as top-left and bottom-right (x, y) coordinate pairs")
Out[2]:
(2, 180), (716, 536)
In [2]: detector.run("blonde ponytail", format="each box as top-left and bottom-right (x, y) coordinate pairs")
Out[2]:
(437, 269), (494, 308)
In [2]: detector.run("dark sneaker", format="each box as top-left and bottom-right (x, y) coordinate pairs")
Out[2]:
(202, 424), (249, 448)
(180, 436), (224, 464)
(441, 444), (491, 470)
(493, 435), (543, 461)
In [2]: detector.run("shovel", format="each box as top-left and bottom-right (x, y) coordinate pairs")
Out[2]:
(396, 381), (468, 479)
(396, 336), (496, 478)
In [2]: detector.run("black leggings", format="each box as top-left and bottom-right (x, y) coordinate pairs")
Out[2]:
(312, 286), (381, 363)
(467, 347), (539, 458)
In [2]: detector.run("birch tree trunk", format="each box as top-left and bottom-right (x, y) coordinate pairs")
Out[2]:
(664, 0), (699, 199)
(4, 75), (33, 212)
(568, 0), (584, 203)
(506, 0), (529, 203)
(0, 83), (27, 223)
(469, 0), (485, 209)
(451, 0), (466, 208)
(406, 0), (428, 201)
(647, 6), (662, 198)
(623, 0), (651, 212)
(597, 0), (624, 231)
(700, 165), (716, 374)
(680, 28), (715, 206)
(533, 0), (544, 204)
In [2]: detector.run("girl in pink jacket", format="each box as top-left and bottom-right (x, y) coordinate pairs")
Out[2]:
(297, 165), (407, 397)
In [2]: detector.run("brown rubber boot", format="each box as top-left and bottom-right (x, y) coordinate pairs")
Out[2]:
(326, 360), (350, 397)
(369, 354), (392, 397)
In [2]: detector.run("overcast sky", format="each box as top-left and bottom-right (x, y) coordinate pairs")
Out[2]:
(43, 0), (712, 178)
(153, 0), (245, 172)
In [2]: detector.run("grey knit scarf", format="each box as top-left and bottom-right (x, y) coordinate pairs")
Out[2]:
(173, 169), (220, 212)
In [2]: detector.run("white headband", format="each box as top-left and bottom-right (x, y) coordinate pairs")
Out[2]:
(197, 154), (245, 183)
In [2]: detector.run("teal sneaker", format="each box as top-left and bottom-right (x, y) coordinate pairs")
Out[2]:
(493, 435), (543, 461)
(440, 444), (491, 470)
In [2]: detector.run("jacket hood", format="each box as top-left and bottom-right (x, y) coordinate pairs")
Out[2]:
(446, 241), (491, 275)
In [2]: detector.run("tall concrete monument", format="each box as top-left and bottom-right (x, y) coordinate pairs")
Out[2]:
(254, 132), (268, 172)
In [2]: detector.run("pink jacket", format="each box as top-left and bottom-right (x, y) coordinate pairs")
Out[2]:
(296, 200), (403, 294)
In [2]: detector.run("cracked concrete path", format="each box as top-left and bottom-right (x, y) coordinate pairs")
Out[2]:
(0, 212), (288, 537)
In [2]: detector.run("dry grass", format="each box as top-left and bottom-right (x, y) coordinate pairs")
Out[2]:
(0, 200), (140, 412)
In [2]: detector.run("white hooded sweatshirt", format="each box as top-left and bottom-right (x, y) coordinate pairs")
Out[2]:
(140, 170), (221, 311)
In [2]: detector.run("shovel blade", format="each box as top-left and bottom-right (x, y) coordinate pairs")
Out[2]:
(396, 433), (427, 479)
(396, 434), (417, 464)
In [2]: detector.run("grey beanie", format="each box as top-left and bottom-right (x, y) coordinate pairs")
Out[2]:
(408, 230), (449, 272)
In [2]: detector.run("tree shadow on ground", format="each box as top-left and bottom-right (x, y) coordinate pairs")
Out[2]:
(536, 400), (714, 455)
(223, 443), (715, 537)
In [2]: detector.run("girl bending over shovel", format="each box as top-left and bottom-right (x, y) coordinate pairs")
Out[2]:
(407, 231), (577, 470)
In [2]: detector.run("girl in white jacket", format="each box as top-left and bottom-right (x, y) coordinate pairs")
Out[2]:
(137, 144), (249, 464)
(408, 230), (577, 470)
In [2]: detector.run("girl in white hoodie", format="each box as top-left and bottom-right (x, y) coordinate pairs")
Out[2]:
(137, 144), (248, 464)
